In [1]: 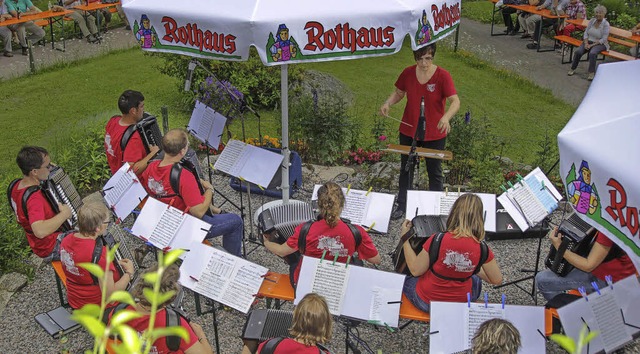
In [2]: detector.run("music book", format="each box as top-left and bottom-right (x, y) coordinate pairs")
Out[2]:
(130, 197), (209, 255)
(295, 256), (405, 327)
(406, 191), (497, 232)
(187, 100), (227, 149)
(311, 185), (395, 233)
(35, 306), (80, 338)
(430, 301), (545, 354)
(102, 163), (148, 221)
(213, 139), (284, 188)
(497, 167), (562, 231)
(557, 275), (640, 354)
(178, 243), (268, 314)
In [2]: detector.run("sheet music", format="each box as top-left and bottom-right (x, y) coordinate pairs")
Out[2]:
(187, 100), (227, 148)
(148, 206), (185, 249)
(369, 287), (400, 324)
(507, 183), (547, 227)
(464, 304), (506, 349)
(214, 140), (283, 187)
(439, 193), (460, 215)
(104, 173), (132, 207)
(591, 291), (632, 352)
(342, 190), (371, 225)
(406, 191), (497, 232)
(181, 244), (268, 313)
(103, 163), (148, 221)
(298, 258), (350, 316)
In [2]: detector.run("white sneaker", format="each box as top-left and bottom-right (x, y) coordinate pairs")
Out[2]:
(567, 69), (575, 76)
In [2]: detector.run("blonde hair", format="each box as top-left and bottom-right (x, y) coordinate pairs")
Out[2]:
(472, 318), (521, 354)
(289, 293), (333, 346)
(131, 264), (181, 308)
(446, 193), (485, 241)
(77, 202), (110, 235)
(317, 182), (345, 228)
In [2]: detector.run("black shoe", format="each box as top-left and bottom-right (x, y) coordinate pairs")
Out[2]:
(21, 46), (28, 56)
(391, 207), (405, 221)
(508, 29), (519, 36)
(526, 42), (538, 49)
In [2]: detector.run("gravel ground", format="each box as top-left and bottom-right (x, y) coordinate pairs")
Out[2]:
(1, 157), (638, 354)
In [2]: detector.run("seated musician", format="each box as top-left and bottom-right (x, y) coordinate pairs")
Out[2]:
(104, 90), (159, 175)
(401, 193), (503, 313)
(472, 318), (521, 354)
(8, 146), (72, 259)
(263, 181), (381, 288)
(141, 129), (243, 257)
(535, 228), (636, 301)
(58, 202), (134, 309)
(106, 264), (214, 354)
(242, 293), (333, 354)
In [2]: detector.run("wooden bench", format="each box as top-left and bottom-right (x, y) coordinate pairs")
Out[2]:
(554, 35), (636, 64)
(257, 272), (295, 309)
(51, 260), (68, 307)
(602, 50), (636, 61)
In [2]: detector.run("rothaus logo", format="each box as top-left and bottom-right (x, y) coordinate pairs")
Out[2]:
(303, 22), (395, 53)
(430, 2), (461, 31)
(161, 16), (237, 54)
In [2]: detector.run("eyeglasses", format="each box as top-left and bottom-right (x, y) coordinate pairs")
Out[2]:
(417, 56), (434, 62)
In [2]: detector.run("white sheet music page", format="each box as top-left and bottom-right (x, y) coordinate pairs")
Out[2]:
(342, 189), (371, 226)
(298, 257), (350, 316)
(590, 291), (632, 352)
(506, 182), (547, 227)
(213, 139), (283, 187)
(103, 163), (148, 221)
(464, 303), (505, 349)
(219, 260), (268, 313)
(213, 139), (245, 175)
(148, 206), (185, 249)
(438, 193), (461, 215)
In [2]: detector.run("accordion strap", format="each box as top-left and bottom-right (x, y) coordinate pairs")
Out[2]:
(120, 122), (138, 157)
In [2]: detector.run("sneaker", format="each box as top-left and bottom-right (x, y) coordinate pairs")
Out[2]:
(587, 73), (595, 81)
(520, 33), (531, 39)
(3, 51), (13, 57)
(526, 42), (538, 49)
(21, 46), (28, 56)
(508, 29), (519, 36)
(567, 69), (575, 76)
(391, 207), (405, 221)
(87, 34), (99, 43)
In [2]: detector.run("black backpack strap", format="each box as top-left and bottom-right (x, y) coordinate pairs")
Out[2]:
(297, 220), (315, 254)
(90, 236), (105, 285)
(120, 123), (138, 155)
(165, 308), (182, 351)
(429, 233), (487, 282)
(260, 337), (286, 354)
(346, 223), (362, 248)
(472, 241), (489, 275)
(102, 302), (130, 325)
(428, 232), (445, 271)
(21, 185), (41, 221)
(7, 178), (21, 213)
(169, 163), (183, 197)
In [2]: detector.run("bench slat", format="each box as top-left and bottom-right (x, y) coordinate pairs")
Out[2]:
(602, 50), (637, 61)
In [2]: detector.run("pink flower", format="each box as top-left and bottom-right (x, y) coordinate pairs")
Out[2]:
(379, 135), (387, 141)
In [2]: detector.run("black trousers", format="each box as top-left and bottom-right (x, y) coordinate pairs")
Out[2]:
(397, 133), (446, 208)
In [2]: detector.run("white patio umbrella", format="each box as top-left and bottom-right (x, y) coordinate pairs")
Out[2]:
(122, 0), (462, 201)
(558, 60), (640, 270)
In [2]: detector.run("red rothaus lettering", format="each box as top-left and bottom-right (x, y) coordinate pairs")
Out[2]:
(431, 2), (461, 31)
(606, 178), (639, 237)
(162, 16), (236, 54)
(304, 21), (394, 53)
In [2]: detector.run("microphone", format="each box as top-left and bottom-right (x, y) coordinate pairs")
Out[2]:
(184, 61), (197, 92)
(418, 96), (426, 138)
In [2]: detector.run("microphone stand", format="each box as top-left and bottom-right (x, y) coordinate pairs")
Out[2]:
(405, 97), (426, 200)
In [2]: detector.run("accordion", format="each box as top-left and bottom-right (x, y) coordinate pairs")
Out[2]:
(180, 148), (205, 194)
(40, 166), (83, 232)
(242, 309), (293, 342)
(545, 212), (596, 276)
(257, 201), (316, 264)
(102, 224), (140, 277)
(392, 215), (447, 275)
(138, 113), (163, 154)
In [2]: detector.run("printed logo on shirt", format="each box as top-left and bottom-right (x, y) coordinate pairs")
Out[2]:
(10, 198), (18, 219)
(442, 249), (475, 272)
(105, 133), (115, 157)
(147, 177), (166, 197)
(426, 83), (436, 92)
(60, 249), (81, 276)
(317, 235), (348, 257)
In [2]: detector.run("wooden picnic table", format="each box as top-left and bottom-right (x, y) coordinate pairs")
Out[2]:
(73, 1), (120, 38)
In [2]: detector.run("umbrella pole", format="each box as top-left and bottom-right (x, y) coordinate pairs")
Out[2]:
(281, 64), (290, 204)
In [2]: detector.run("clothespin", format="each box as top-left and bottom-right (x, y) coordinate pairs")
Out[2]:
(366, 187), (373, 196)
(189, 275), (199, 282)
(500, 185), (507, 192)
(131, 209), (141, 215)
(578, 286), (588, 301)
(507, 181), (514, 188)
(540, 180), (545, 191)
(383, 322), (395, 333)
(501, 294), (506, 309)
(127, 164), (134, 173)
(467, 292), (471, 308)
(346, 184), (351, 195)
(182, 206), (190, 215)
(457, 186), (460, 194)
(116, 217), (122, 225)
(162, 246), (171, 253)
(345, 256), (351, 267)
(332, 254), (338, 266)
(238, 176), (246, 183)
(516, 174), (524, 186)
(257, 184), (265, 191)
(445, 187), (448, 197)
(132, 178), (139, 184)
(320, 250), (327, 263)
(591, 281), (601, 295)
(260, 273), (276, 283)
(484, 292), (488, 308)
(366, 222), (375, 232)
(200, 227), (209, 233)
(605, 275), (613, 289)
(209, 163), (216, 171)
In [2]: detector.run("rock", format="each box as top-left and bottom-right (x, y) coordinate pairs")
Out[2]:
(305, 164), (356, 184)
(291, 70), (354, 106)
(0, 273), (28, 292)
(0, 290), (10, 317)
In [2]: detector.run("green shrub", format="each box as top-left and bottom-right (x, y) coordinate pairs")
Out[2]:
(289, 90), (360, 165)
(0, 175), (34, 278)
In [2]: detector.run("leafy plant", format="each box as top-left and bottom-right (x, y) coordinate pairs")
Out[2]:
(550, 324), (599, 354)
(0, 174), (34, 278)
(72, 248), (186, 354)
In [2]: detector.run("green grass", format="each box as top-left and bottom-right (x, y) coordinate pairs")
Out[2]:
(462, 0), (501, 24)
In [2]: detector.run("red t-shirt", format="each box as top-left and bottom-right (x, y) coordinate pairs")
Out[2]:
(59, 234), (121, 309)
(104, 115), (147, 175)
(395, 65), (457, 141)
(591, 232), (637, 282)
(9, 182), (59, 258)
(286, 219), (379, 283)
(111, 306), (198, 354)
(141, 160), (204, 212)
(257, 338), (326, 353)
(416, 232), (494, 304)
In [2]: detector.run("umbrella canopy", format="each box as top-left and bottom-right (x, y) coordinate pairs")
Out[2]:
(558, 60), (640, 269)
(122, 0), (461, 200)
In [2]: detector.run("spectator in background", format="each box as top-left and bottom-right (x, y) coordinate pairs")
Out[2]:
(557, 0), (586, 38)
(5, 0), (45, 55)
(525, 0), (570, 49)
(472, 318), (522, 354)
(0, 0), (13, 57)
(61, 0), (100, 43)
(567, 5), (609, 81)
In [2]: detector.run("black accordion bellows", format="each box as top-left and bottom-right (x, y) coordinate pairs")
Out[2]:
(41, 166), (83, 232)
(138, 114), (163, 154)
(545, 212), (596, 277)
